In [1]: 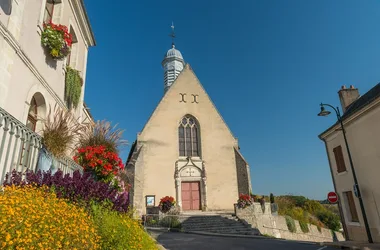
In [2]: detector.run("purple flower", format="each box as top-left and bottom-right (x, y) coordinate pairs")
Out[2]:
(3, 169), (129, 212)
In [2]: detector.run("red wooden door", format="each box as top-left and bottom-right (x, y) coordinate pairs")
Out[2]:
(181, 182), (200, 210)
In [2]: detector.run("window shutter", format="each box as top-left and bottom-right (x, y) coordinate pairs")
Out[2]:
(345, 191), (359, 222)
(333, 146), (347, 173)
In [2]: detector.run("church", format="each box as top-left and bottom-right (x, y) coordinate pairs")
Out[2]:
(126, 34), (252, 215)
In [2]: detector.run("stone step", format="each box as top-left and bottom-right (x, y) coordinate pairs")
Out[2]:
(182, 225), (248, 230)
(146, 213), (259, 236)
(185, 229), (259, 235)
(180, 217), (239, 222)
(182, 221), (240, 226)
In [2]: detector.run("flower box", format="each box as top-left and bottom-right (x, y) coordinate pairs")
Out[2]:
(41, 22), (72, 60)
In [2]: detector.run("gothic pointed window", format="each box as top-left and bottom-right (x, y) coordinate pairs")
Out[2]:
(178, 115), (200, 157)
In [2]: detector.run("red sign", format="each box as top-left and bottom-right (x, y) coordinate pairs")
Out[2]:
(327, 192), (338, 203)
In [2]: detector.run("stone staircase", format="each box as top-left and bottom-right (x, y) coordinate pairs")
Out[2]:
(180, 212), (260, 235)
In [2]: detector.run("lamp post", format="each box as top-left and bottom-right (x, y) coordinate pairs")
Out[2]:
(318, 103), (373, 243)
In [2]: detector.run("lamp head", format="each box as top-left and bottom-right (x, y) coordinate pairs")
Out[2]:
(318, 105), (331, 117)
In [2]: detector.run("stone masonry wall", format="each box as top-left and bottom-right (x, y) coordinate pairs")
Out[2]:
(234, 149), (250, 195)
(235, 203), (345, 243)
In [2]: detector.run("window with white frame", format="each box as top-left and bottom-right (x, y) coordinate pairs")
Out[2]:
(40, 0), (62, 27)
(43, 0), (57, 23)
(66, 26), (78, 67)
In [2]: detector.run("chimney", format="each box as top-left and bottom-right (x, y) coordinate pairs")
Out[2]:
(338, 85), (360, 113)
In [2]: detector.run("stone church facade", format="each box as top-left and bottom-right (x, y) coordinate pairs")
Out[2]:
(126, 43), (252, 215)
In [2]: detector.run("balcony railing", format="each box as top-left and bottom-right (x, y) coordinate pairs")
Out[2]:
(0, 107), (82, 185)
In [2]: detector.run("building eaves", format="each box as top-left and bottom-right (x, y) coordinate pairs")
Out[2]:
(83, 102), (94, 121)
(126, 140), (137, 164)
(319, 83), (380, 139)
(78, 0), (96, 46)
(234, 147), (249, 166)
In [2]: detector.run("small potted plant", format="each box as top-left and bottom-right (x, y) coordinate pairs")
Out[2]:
(237, 194), (253, 209)
(37, 105), (85, 173)
(41, 22), (72, 60)
(159, 196), (176, 213)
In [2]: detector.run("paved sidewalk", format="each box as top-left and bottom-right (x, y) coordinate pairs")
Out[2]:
(322, 241), (380, 250)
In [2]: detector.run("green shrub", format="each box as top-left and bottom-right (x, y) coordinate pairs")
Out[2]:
(316, 210), (341, 231)
(90, 203), (158, 250)
(293, 196), (308, 207)
(299, 220), (309, 233)
(304, 200), (324, 214)
(309, 217), (323, 233)
(285, 216), (296, 233)
(159, 216), (182, 229)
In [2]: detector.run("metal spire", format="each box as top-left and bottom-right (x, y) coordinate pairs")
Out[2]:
(169, 22), (176, 47)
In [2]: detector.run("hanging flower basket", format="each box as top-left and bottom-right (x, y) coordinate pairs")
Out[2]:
(237, 194), (253, 209)
(41, 22), (72, 60)
(159, 196), (176, 213)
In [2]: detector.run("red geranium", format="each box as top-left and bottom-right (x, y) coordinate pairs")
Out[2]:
(237, 193), (253, 209)
(74, 145), (124, 183)
(41, 21), (72, 59)
(159, 196), (176, 213)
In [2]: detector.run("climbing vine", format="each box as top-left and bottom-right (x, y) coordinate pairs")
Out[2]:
(65, 67), (82, 109)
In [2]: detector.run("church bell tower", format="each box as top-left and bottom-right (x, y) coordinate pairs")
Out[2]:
(162, 23), (185, 93)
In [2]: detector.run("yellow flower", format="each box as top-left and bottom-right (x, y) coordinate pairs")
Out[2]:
(5, 233), (11, 241)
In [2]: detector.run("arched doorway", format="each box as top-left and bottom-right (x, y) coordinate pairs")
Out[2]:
(175, 157), (207, 211)
(25, 92), (46, 133)
(20, 93), (46, 166)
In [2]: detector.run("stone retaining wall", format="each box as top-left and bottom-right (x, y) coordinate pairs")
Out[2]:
(235, 203), (345, 243)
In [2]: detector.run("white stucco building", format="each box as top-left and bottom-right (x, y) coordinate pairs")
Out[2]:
(319, 84), (380, 243)
(0, 0), (95, 183)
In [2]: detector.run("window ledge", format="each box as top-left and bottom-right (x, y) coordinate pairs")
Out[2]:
(337, 171), (348, 176)
(347, 221), (360, 226)
(178, 156), (202, 161)
(191, 157), (201, 161)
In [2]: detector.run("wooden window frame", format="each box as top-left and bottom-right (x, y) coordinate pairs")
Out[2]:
(333, 145), (347, 173)
(344, 191), (359, 222)
(21, 97), (38, 165)
(43, 0), (56, 24)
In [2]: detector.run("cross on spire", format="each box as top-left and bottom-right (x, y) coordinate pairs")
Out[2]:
(169, 22), (176, 47)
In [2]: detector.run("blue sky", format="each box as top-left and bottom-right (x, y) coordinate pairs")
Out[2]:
(83, 0), (380, 200)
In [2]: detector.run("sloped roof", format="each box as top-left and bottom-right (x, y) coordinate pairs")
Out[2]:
(341, 83), (380, 120)
(319, 83), (380, 138)
(126, 140), (137, 165)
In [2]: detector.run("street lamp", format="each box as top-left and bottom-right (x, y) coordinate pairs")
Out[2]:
(318, 103), (373, 243)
